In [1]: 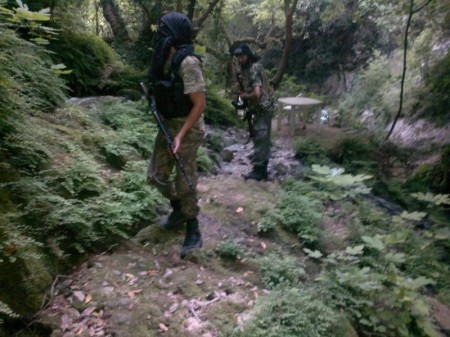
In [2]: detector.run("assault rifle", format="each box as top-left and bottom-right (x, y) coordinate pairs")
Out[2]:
(140, 82), (194, 191)
(232, 73), (255, 140)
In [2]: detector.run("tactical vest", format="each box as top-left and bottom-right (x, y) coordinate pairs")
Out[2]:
(153, 48), (201, 119)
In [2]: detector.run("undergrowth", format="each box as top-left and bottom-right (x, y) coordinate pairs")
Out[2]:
(238, 161), (449, 337)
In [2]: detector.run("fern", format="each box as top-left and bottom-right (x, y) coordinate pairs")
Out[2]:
(258, 250), (306, 288)
(234, 288), (347, 337)
(0, 27), (67, 136)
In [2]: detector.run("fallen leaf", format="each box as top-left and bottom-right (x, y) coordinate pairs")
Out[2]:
(61, 314), (72, 331)
(159, 323), (169, 332)
(169, 302), (179, 313)
(81, 307), (96, 317)
(102, 286), (114, 294)
(73, 290), (85, 302)
(85, 294), (93, 303)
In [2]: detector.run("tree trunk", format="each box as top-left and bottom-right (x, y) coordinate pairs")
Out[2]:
(187, 0), (197, 21)
(271, 0), (299, 88)
(386, 0), (432, 140)
(101, 0), (130, 41)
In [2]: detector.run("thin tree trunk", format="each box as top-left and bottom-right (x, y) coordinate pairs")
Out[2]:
(101, 0), (130, 41)
(187, 0), (197, 21)
(95, 1), (100, 36)
(271, 0), (299, 88)
(386, 0), (432, 140)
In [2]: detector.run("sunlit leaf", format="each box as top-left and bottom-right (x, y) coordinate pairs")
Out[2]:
(411, 192), (450, 206)
(362, 236), (385, 250)
(345, 244), (364, 255)
(303, 248), (323, 258)
(400, 211), (426, 221)
(384, 253), (405, 264)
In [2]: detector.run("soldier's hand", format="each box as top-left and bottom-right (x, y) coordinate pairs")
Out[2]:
(172, 135), (182, 154)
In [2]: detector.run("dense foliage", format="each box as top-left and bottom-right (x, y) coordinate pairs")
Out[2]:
(0, 0), (449, 335)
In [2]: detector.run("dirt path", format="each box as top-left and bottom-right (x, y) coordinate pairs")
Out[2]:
(36, 126), (301, 337)
(34, 117), (450, 337)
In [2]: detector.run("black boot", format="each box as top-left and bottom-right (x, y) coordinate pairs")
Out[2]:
(242, 163), (268, 181)
(160, 200), (187, 230)
(180, 218), (202, 259)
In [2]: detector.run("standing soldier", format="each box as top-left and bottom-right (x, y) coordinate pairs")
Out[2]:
(233, 44), (274, 181)
(147, 12), (206, 259)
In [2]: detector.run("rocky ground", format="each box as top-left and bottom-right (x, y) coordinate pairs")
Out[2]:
(34, 121), (305, 337)
(33, 115), (450, 337)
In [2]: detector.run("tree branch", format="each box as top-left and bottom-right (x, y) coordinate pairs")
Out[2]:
(194, 0), (222, 34)
(412, 0), (432, 14)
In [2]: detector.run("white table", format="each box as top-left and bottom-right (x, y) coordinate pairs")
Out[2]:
(277, 97), (322, 135)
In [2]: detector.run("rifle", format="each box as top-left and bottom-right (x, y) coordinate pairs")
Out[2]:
(232, 73), (255, 139)
(140, 82), (195, 191)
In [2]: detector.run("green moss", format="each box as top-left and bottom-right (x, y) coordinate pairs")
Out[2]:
(204, 91), (240, 127)
(48, 31), (116, 96)
(417, 53), (450, 124)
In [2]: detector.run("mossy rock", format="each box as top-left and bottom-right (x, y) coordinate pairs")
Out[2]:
(0, 250), (53, 317)
(406, 145), (450, 193)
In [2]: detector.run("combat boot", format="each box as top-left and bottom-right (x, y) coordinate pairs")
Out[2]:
(180, 218), (202, 259)
(160, 200), (187, 230)
(242, 163), (268, 181)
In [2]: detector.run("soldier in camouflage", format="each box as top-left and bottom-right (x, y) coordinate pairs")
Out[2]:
(147, 12), (205, 259)
(233, 44), (274, 181)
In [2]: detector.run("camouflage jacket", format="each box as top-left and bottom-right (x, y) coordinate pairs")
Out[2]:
(238, 62), (272, 112)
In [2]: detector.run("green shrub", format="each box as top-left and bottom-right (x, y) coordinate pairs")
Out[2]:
(256, 209), (280, 233)
(0, 27), (67, 137)
(196, 146), (216, 173)
(204, 90), (240, 126)
(269, 190), (323, 246)
(100, 65), (145, 98)
(258, 250), (306, 288)
(416, 52), (450, 124)
(215, 239), (246, 260)
(338, 54), (393, 129)
(47, 31), (116, 96)
(406, 145), (450, 194)
(1, 137), (51, 174)
(330, 136), (378, 175)
(294, 137), (329, 165)
(233, 288), (347, 337)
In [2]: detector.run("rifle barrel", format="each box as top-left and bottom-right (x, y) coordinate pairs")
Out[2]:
(140, 82), (195, 191)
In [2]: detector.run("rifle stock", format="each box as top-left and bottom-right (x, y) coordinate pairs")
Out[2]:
(140, 82), (195, 191)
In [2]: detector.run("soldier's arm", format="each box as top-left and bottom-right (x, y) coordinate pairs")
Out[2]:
(172, 56), (206, 153)
(240, 85), (261, 101)
(173, 92), (205, 153)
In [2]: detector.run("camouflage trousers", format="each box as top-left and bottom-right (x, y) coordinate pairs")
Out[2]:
(147, 116), (205, 219)
(251, 106), (273, 166)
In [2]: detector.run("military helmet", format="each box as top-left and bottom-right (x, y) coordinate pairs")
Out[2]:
(233, 44), (253, 57)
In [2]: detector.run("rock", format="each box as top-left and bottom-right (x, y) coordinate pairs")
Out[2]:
(220, 149), (234, 162)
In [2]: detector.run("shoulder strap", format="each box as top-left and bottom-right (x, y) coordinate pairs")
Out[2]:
(171, 45), (201, 72)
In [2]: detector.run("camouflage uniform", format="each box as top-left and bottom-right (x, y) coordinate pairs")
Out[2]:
(239, 62), (274, 167)
(147, 56), (205, 219)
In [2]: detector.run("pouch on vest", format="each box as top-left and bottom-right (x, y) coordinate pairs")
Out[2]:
(153, 78), (192, 118)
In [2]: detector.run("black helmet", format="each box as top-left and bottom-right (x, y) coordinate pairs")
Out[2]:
(233, 44), (253, 57)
